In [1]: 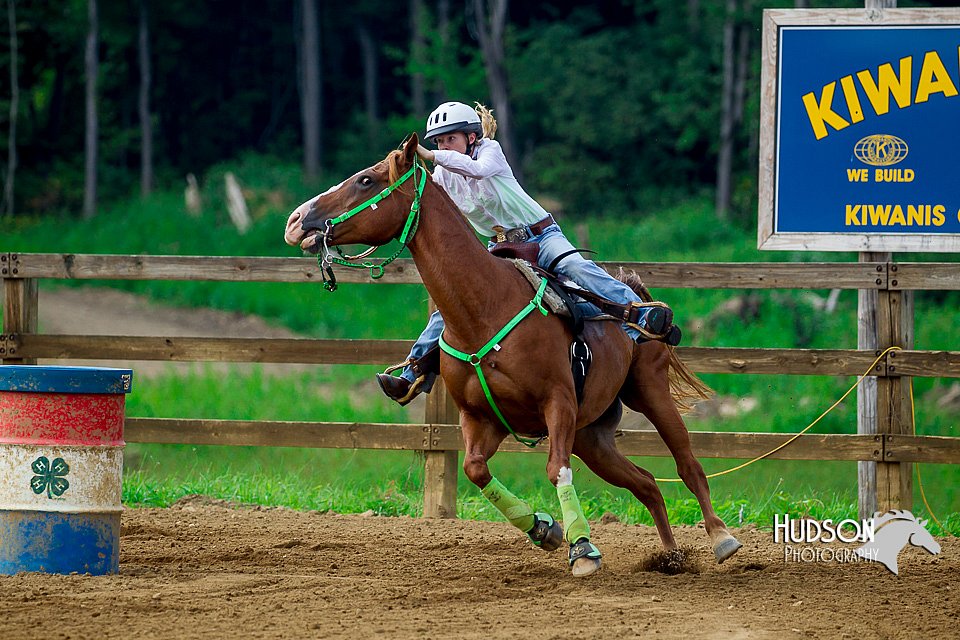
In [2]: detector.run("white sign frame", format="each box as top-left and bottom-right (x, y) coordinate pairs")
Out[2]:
(758, 8), (960, 252)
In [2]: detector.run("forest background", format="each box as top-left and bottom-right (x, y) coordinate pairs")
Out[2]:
(4, 0), (946, 221)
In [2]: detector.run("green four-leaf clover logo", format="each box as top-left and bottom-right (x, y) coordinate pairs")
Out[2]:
(30, 456), (70, 499)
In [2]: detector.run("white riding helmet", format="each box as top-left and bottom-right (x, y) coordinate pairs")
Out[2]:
(425, 101), (483, 142)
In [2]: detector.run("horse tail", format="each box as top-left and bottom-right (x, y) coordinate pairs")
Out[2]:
(474, 102), (498, 139)
(615, 268), (714, 413)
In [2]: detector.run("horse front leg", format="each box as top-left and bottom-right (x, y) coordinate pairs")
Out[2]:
(544, 401), (602, 577)
(461, 413), (563, 552)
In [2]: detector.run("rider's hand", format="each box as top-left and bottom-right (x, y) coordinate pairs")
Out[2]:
(416, 144), (435, 163)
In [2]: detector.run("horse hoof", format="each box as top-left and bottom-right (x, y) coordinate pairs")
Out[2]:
(714, 536), (743, 564)
(569, 538), (602, 577)
(527, 512), (563, 552)
(571, 556), (602, 577)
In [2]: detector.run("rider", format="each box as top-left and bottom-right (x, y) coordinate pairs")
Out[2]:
(377, 101), (680, 406)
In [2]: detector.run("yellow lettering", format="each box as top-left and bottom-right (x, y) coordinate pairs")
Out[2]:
(840, 75), (865, 123)
(846, 204), (862, 225)
(868, 204), (891, 225)
(802, 82), (850, 140)
(933, 206), (945, 226)
(907, 205), (925, 225)
(857, 57), (913, 115)
(889, 205), (907, 226)
(915, 50), (959, 103)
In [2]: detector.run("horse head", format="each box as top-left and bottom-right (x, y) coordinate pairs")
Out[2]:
(284, 134), (422, 254)
(856, 510), (941, 574)
(908, 519), (941, 556)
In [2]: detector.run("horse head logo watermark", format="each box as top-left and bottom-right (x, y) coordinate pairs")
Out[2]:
(855, 510), (941, 575)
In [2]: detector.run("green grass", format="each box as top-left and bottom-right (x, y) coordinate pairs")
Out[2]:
(119, 364), (960, 536)
(4, 156), (959, 534)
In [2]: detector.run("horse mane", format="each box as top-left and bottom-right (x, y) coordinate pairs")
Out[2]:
(616, 268), (713, 413)
(385, 148), (433, 192)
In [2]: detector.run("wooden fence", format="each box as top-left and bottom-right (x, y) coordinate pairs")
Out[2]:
(2, 252), (959, 518)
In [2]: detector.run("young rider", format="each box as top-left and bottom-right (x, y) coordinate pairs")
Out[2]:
(377, 101), (680, 405)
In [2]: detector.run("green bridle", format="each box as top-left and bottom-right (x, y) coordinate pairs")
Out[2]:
(316, 159), (427, 292)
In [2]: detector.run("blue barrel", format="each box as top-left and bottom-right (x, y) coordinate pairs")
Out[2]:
(0, 365), (132, 575)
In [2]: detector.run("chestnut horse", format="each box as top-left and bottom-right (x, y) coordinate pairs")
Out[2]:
(284, 135), (741, 576)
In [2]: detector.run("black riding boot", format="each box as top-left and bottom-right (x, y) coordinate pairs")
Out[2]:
(375, 346), (440, 406)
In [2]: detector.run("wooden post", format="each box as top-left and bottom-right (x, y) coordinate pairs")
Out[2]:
(421, 297), (459, 518)
(876, 280), (913, 512)
(1, 269), (39, 365)
(857, 252), (887, 518)
(897, 286), (915, 508)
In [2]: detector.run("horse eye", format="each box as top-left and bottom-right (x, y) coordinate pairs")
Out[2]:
(357, 176), (373, 187)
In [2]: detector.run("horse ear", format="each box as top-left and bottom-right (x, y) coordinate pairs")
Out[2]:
(403, 132), (420, 168)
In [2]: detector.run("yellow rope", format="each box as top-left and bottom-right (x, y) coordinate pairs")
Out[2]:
(910, 378), (945, 531)
(654, 346), (903, 483)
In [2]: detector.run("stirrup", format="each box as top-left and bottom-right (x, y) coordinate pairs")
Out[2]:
(568, 538), (602, 566)
(382, 358), (413, 376)
(527, 512), (563, 552)
(626, 302), (677, 342)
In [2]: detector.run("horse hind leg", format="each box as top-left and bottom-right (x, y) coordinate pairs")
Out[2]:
(572, 402), (678, 553)
(621, 343), (742, 563)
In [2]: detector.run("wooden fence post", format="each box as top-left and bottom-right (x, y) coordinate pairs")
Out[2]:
(876, 276), (913, 513)
(421, 297), (459, 518)
(857, 252), (886, 519)
(2, 258), (38, 365)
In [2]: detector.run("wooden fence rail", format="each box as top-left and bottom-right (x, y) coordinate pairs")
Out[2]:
(3, 252), (959, 518)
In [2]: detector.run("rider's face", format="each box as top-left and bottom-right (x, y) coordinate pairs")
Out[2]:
(433, 132), (476, 154)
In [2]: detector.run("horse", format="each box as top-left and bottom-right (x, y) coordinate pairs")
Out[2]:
(284, 134), (742, 576)
(856, 510), (941, 575)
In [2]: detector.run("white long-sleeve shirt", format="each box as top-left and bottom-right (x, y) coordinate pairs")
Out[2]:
(432, 138), (550, 238)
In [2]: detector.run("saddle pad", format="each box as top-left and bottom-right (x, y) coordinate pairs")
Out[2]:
(509, 259), (568, 316)
(508, 259), (617, 323)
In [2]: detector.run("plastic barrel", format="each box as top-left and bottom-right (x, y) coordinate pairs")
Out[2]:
(0, 365), (132, 575)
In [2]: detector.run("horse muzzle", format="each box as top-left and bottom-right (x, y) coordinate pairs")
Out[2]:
(284, 206), (329, 253)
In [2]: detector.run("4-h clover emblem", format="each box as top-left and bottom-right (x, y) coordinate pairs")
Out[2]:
(30, 456), (70, 499)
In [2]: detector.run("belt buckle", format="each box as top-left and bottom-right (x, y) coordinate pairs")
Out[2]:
(505, 227), (528, 243)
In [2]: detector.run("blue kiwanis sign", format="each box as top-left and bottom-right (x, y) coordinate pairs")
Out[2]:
(759, 9), (960, 252)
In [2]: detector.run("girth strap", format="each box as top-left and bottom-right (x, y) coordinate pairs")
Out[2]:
(439, 278), (550, 448)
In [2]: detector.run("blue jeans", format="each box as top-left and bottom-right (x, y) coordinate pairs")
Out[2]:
(400, 223), (647, 384)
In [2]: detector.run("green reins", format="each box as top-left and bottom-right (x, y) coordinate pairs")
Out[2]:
(317, 160), (427, 292)
(439, 277), (550, 448)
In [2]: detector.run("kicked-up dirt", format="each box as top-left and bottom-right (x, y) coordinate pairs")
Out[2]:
(0, 499), (956, 640)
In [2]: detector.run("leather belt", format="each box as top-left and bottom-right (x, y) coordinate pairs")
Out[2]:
(491, 215), (555, 243)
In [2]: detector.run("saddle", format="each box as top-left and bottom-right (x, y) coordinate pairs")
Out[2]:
(498, 254), (676, 405)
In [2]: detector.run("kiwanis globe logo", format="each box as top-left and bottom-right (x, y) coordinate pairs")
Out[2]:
(853, 134), (908, 166)
(774, 510), (940, 575)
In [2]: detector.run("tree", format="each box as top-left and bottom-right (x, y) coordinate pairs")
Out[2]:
(299, 0), (321, 180)
(83, 0), (98, 219)
(409, 0), (426, 116)
(715, 0), (736, 220)
(138, 0), (152, 196)
(3, 0), (17, 217)
(471, 0), (518, 173)
(356, 24), (379, 148)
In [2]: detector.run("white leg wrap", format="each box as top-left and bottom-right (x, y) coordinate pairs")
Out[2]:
(557, 466), (573, 487)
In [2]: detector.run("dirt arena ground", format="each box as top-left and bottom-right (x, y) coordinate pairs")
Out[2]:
(0, 499), (956, 640)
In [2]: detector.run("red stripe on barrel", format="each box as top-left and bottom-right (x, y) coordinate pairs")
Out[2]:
(0, 392), (125, 446)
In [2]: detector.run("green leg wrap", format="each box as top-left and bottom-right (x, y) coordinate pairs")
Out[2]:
(481, 476), (535, 532)
(557, 483), (591, 544)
